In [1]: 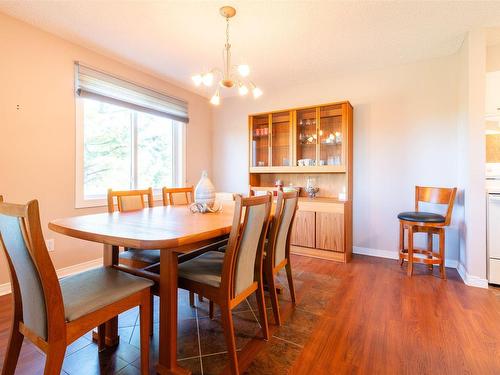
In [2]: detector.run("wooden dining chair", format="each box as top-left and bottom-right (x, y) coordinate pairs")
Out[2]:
(249, 185), (281, 197)
(177, 194), (272, 375)
(162, 186), (194, 206)
(0, 197), (153, 375)
(398, 186), (457, 278)
(108, 188), (158, 269)
(264, 191), (299, 326)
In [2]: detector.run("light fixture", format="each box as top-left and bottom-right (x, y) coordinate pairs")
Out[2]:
(238, 83), (248, 96)
(202, 72), (214, 86)
(250, 82), (262, 98)
(192, 6), (262, 105)
(210, 89), (220, 105)
(238, 64), (250, 77)
(192, 74), (203, 86)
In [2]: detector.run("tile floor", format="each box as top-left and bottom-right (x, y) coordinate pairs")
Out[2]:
(0, 260), (339, 374)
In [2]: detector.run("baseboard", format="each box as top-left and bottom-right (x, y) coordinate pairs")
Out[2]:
(0, 258), (102, 296)
(353, 246), (458, 268)
(353, 246), (398, 260)
(457, 262), (489, 289)
(0, 283), (12, 296)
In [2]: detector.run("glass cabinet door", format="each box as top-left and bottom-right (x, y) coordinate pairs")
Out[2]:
(319, 105), (343, 167)
(271, 111), (291, 167)
(251, 115), (270, 167)
(296, 108), (317, 167)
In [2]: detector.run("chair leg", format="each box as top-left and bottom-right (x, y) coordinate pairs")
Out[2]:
(209, 300), (215, 320)
(43, 343), (66, 375)
(1, 321), (23, 375)
(97, 323), (106, 352)
(439, 229), (446, 280)
(149, 294), (154, 336)
(139, 292), (151, 375)
(427, 232), (433, 271)
(265, 267), (281, 326)
(407, 226), (414, 277)
(220, 305), (239, 375)
(255, 280), (270, 340)
(189, 291), (195, 307)
(285, 260), (296, 304)
(399, 222), (405, 266)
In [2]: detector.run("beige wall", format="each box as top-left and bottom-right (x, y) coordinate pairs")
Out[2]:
(212, 54), (462, 263)
(487, 42), (500, 72)
(0, 13), (212, 284)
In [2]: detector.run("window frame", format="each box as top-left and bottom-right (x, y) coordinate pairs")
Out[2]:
(75, 97), (187, 209)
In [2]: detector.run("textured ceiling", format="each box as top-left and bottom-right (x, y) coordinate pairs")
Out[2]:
(2, 1), (500, 98)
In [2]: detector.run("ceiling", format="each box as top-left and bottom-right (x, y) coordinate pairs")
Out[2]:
(2, 1), (500, 98)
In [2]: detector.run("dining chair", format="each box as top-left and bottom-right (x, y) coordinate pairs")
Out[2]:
(162, 186), (194, 206)
(177, 194), (272, 375)
(162, 185), (215, 305)
(398, 186), (457, 278)
(108, 188), (158, 269)
(0, 197), (153, 375)
(249, 185), (281, 197)
(264, 190), (299, 326)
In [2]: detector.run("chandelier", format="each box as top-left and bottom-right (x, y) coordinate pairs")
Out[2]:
(191, 6), (262, 105)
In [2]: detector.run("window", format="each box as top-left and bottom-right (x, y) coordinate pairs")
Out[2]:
(75, 63), (188, 208)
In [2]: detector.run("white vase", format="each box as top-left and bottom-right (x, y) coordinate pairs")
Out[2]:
(194, 170), (216, 207)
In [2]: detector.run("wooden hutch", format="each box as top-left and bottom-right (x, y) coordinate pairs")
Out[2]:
(248, 101), (353, 262)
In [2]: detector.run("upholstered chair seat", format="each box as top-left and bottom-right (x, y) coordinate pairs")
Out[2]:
(60, 267), (154, 322)
(121, 248), (161, 264)
(397, 211), (445, 223)
(178, 251), (224, 288)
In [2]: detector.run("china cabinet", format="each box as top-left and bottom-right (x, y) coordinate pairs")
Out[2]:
(248, 100), (353, 262)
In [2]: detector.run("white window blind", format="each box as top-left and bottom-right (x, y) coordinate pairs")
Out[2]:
(75, 62), (189, 123)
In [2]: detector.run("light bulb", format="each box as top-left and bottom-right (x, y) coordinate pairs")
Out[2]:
(202, 72), (214, 86)
(210, 90), (220, 105)
(252, 86), (263, 98)
(238, 84), (249, 96)
(238, 65), (250, 77)
(192, 74), (203, 86)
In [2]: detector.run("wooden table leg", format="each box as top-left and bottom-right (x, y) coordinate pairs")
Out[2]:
(156, 250), (190, 375)
(93, 244), (120, 347)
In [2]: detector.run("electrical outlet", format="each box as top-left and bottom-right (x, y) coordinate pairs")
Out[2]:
(46, 239), (55, 252)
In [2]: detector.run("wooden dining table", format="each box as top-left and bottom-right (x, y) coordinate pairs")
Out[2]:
(49, 204), (235, 375)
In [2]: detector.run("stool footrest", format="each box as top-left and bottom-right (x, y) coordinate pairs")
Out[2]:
(399, 250), (442, 265)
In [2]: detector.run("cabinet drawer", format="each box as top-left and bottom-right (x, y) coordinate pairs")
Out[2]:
(489, 258), (500, 285)
(315, 212), (344, 252)
(290, 211), (315, 248)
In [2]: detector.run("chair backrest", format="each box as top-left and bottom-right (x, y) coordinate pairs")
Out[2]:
(249, 186), (281, 197)
(162, 186), (194, 206)
(0, 197), (64, 342)
(107, 188), (154, 213)
(222, 194), (272, 299)
(267, 191), (299, 268)
(415, 186), (457, 225)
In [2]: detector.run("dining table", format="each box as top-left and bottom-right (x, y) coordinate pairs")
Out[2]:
(49, 204), (235, 375)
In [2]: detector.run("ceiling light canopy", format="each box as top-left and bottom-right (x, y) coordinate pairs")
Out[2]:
(192, 6), (262, 105)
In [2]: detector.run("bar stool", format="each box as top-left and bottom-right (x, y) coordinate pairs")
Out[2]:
(398, 186), (457, 278)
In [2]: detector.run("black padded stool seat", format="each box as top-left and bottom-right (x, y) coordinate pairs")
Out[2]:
(397, 211), (445, 223)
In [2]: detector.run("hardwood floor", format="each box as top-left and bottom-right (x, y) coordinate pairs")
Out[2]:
(1, 255), (500, 374)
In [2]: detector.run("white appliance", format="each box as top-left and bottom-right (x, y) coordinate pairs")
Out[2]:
(487, 191), (500, 285)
